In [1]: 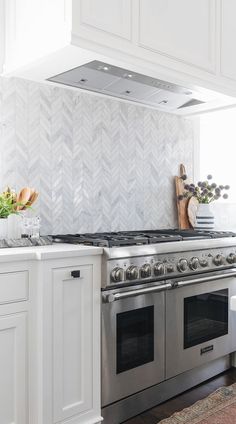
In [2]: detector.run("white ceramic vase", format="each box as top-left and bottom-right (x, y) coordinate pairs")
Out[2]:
(0, 218), (8, 239)
(7, 214), (22, 239)
(194, 203), (214, 230)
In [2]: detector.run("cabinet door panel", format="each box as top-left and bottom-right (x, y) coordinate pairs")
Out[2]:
(0, 314), (27, 424)
(220, 0), (236, 81)
(80, 0), (132, 40)
(53, 265), (94, 422)
(0, 271), (29, 304)
(139, 0), (216, 72)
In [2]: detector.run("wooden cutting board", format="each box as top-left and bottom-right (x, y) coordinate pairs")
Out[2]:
(175, 164), (191, 229)
(187, 196), (199, 228)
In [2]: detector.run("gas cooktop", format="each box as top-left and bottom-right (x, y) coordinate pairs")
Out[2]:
(52, 229), (236, 248)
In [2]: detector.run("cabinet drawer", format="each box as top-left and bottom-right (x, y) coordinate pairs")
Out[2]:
(0, 271), (29, 304)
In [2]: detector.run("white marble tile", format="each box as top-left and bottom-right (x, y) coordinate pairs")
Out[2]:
(0, 77), (194, 234)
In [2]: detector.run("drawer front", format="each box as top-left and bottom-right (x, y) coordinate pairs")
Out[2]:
(0, 271), (29, 304)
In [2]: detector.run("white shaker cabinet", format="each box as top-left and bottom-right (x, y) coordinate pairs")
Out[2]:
(72, 0), (236, 98)
(0, 0), (5, 74)
(0, 263), (32, 424)
(139, 0), (216, 73)
(72, 0), (216, 75)
(41, 252), (102, 424)
(0, 313), (27, 424)
(53, 264), (100, 423)
(73, 0), (132, 46)
(80, 0), (132, 40)
(220, 0), (236, 82)
(0, 245), (102, 424)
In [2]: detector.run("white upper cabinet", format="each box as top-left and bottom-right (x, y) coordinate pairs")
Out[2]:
(220, 0), (236, 82)
(71, 0), (236, 98)
(79, 0), (132, 40)
(0, 0), (6, 74)
(72, 0), (217, 75)
(3, 0), (236, 100)
(139, 0), (216, 72)
(72, 0), (133, 54)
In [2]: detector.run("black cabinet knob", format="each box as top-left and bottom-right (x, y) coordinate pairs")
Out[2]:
(71, 270), (81, 278)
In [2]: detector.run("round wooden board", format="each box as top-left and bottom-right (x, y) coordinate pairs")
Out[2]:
(187, 197), (199, 228)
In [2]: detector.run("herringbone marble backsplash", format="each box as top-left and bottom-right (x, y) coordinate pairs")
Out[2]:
(0, 77), (194, 234)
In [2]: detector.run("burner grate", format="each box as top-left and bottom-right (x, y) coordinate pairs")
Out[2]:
(52, 231), (182, 247)
(52, 229), (236, 247)
(52, 233), (149, 247)
(152, 229), (236, 240)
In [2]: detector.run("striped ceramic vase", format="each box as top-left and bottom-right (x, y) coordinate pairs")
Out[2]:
(194, 203), (214, 230)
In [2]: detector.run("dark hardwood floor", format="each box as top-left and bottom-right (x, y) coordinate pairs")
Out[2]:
(123, 368), (236, 424)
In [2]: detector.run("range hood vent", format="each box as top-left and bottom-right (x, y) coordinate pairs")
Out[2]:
(48, 60), (205, 111)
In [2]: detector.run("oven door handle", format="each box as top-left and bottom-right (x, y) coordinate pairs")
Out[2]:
(176, 269), (236, 288)
(102, 283), (172, 303)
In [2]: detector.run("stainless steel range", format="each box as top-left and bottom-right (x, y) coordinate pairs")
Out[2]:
(53, 229), (236, 424)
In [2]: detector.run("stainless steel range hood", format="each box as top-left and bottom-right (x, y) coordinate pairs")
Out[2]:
(47, 60), (206, 112)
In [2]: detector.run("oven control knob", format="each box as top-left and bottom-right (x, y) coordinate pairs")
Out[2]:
(126, 265), (139, 280)
(189, 257), (200, 271)
(140, 264), (151, 278)
(111, 267), (124, 282)
(200, 258), (209, 268)
(153, 262), (165, 276)
(213, 254), (224, 266)
(166, 264), (174, 273)
(177, 258), (188, 272)
(227, 253), (236, 264)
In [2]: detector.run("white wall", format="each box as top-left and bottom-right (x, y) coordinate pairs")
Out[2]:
(1, 0), (71, 74)
(199, 108), (236, 231)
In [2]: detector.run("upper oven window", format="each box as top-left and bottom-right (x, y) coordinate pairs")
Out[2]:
(184, 289), (228, 349)
(116, 306), (154, 374)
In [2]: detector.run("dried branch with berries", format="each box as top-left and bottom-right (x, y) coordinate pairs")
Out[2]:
(178, 174), (230, 204)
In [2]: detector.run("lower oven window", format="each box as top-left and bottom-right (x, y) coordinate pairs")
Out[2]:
(184, 289), (228, 349)
(116, 306), (154, 374)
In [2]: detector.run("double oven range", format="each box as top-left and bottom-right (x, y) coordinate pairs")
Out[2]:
(54, 229), (236, 424)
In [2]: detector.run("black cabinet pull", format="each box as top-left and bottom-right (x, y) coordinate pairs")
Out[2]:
(71, 270), (81, 278)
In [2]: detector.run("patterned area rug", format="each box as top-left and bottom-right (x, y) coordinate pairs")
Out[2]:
(159, 383), (236, 423)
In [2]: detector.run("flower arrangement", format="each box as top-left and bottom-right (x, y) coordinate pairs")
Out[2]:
(178, 174), (230, 204)
(0, 186), (39, 240)
(0, 187), (38, 219)
(0, 188), (18, 219)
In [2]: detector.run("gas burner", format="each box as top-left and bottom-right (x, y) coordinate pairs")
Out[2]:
(120, 231), (182, 244)
(52, 231), (182, 247)
(52, 229), (236, 247)
(153, 229), (236, 240)
(52, 232), (149, 247)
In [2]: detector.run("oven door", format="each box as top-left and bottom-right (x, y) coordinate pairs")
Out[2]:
(166, 269), (236, 379)
(102, 282), (169, 407)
